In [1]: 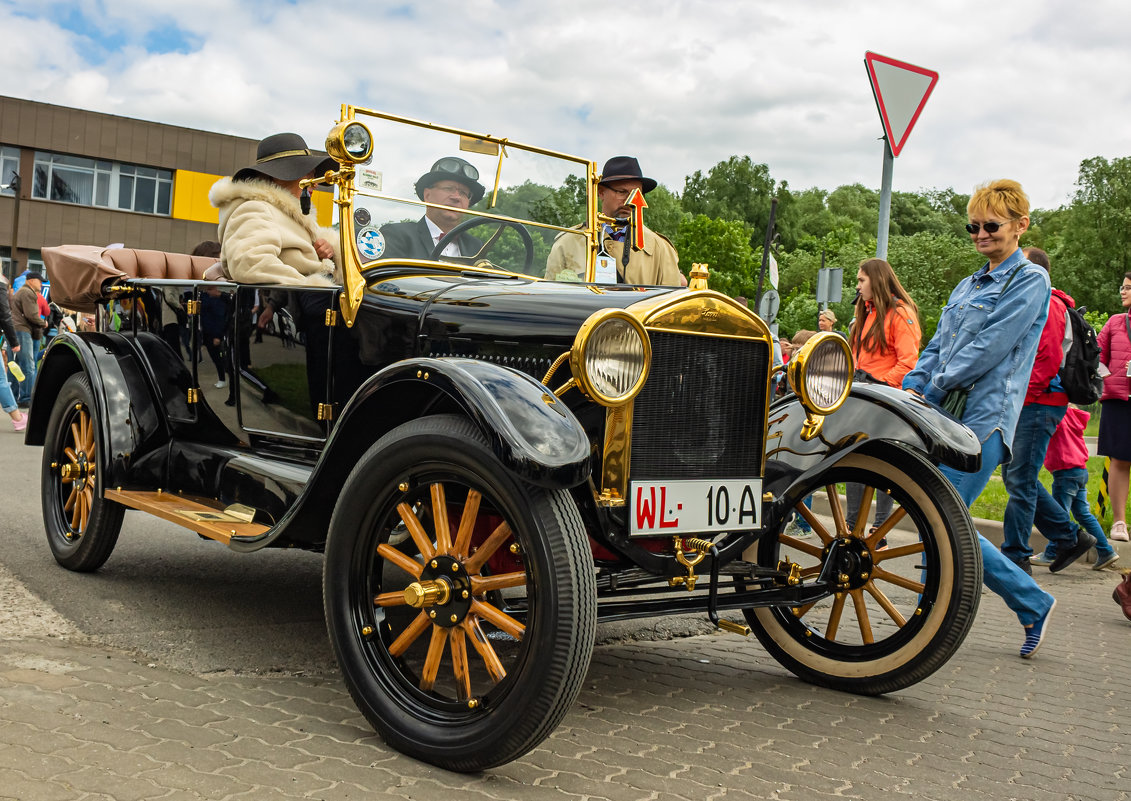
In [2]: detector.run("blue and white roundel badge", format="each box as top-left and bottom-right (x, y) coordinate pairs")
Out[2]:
(356, 226), (385, 262)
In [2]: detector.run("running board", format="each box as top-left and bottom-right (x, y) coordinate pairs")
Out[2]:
(103, 490), (269, 545)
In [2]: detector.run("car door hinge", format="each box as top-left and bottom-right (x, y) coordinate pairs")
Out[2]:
(317, 403), (336, 421)
(185, 300), (200, 315)
(324, 309), (338, 327)
(187, 388), (199, 404)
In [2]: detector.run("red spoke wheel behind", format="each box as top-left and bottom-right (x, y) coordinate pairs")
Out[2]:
(323, 415), (596, 772)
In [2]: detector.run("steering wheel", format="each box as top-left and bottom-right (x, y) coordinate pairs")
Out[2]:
(430, 217), (535, 274)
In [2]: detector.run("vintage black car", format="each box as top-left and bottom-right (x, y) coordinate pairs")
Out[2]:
(29, 106), (983, 772)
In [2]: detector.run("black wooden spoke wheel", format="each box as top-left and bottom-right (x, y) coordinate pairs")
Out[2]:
(323, 415), (595, 771)
(41, 374), (124, 571)
(748, 444), (981, 695)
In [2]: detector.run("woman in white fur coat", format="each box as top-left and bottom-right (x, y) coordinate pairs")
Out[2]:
(209, 133), (340, 286)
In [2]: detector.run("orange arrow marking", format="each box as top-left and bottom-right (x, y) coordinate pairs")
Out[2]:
(625, 188), (647, 250)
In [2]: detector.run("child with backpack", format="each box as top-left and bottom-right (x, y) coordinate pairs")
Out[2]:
(1032, 405), (1120, 570)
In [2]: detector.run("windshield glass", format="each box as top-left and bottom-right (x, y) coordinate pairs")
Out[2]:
(344, 108), (592, 281)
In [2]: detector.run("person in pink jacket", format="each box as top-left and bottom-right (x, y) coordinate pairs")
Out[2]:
(1032, 406), (1119, 569)
(1097, 272), (1131, 542)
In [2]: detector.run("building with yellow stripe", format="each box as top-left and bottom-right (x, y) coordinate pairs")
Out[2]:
(0, 95), (333, 280)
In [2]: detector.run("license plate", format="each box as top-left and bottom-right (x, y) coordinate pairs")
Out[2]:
(629, 479), (762, 536)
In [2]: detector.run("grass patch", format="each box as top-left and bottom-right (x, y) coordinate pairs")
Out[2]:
(968, 454), (1127, 525)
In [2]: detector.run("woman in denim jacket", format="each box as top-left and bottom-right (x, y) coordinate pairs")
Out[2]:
(903, 179), (1057, 659)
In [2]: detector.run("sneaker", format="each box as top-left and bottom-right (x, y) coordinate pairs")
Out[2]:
(1029, 551), (1055, 567)
(1093, 551), (1120, 571)
(1111, 522), (1129, 542)
(1049, 529), (1098, 573)
(11, 413), (26, 432)
(214, 379), (228, 388)
(1020, 599), (1055, 659)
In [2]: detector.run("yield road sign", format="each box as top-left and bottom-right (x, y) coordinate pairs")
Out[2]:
(864, 52), (938, 157)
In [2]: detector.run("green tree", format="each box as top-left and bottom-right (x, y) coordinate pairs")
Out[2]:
(674, 214), (757, 297)
(642, 184), (685, 241)
(1055, 156), (1131, 317)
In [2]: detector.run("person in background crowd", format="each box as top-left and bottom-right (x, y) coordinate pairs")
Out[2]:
(902, 179), (1058, 659)
(546, 156), (682, 286)
(998, 247), (1094, 574)
(818, 309), (844, 337)
(209, 133), (340, 286)
(1096, 272), (1131, 543)
(845, 258), (922, 545)
(0, 272), (27, 431)
(11, 271), (46, 406)
(1033, 404), (1119, 570)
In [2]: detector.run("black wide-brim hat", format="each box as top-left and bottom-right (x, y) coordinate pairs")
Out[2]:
(415, 156), (486, 206)
(233, 132), (337, 183)
(599, 155), (657, 193)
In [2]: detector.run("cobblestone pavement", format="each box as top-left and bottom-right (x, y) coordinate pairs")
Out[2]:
(0, 558), (1127, 801)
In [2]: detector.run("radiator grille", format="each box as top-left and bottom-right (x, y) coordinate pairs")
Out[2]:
(630, 332), (769, 480)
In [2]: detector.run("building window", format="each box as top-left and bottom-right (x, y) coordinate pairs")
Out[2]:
(32, 151), (172, 215)
(1, 146), (18, 195)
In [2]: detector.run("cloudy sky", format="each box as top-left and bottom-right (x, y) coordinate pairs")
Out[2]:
(3, 0), (1129, 211)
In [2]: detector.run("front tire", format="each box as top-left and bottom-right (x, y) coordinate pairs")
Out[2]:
(748, 444), (981, 695)
(41, 373), (124, 571)
(323, 414), (596, 771)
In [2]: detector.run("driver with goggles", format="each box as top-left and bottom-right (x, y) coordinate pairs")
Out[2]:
(379, 157), (486, 261)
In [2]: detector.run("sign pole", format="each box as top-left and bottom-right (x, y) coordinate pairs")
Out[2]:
(876, 139), (893, 260)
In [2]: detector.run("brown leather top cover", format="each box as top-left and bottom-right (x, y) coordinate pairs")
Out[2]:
(42, 245), (219, 313)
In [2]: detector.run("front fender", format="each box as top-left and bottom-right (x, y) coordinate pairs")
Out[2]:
(335, 357), (591, 488)
(765, 383), (980, 495)
(230, 357), (591, 552)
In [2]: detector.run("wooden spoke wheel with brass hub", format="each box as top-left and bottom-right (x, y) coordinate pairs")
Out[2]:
(41, 374), (124, 571)
(323, 415), (596, 772)
(746, 444), (981, 695)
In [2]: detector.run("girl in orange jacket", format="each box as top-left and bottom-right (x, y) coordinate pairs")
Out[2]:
(849, 258), (922, 388)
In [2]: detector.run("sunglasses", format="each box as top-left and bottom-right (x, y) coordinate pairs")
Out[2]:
(965, 220), (1014, 235)
(433, 157), (479, 181)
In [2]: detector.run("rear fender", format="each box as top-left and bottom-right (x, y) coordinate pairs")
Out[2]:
(26, 333), (166, 489)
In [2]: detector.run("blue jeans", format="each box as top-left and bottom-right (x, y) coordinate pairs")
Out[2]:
(0, 353), (16, 414)
(1001, 404), (1078, 561)
(792, 495), (813, 532)
(1042, 467), (1116, 560)
(938, 429), (1055, 627)
(14, 331), (36, 405)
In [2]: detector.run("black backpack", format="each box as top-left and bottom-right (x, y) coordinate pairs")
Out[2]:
(1058, 302), (1103, 405)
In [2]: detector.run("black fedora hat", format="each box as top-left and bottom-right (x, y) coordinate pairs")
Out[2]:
(598, 156), (657, 193)
(233, 133), (337, 183)
(415, 156), (485, 206)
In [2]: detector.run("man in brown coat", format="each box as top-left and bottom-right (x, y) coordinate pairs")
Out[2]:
(11, 272), (46, 405)
(546, 156), (682, 286)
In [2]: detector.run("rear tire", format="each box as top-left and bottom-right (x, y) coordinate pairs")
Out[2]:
(323, 414), (596, 771)
(41, 373), (124, 571)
